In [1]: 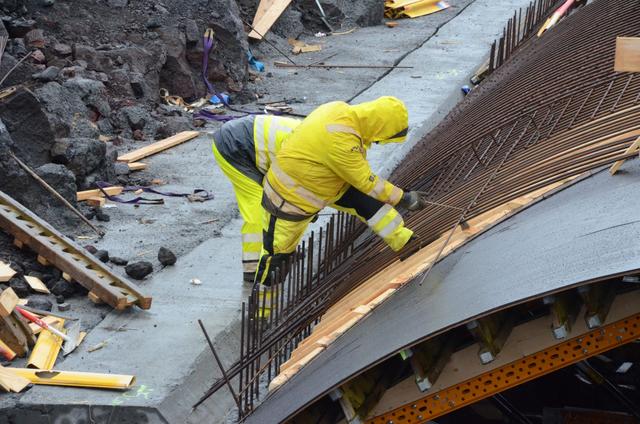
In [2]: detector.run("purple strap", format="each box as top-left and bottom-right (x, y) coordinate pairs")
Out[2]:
(95, 182), (214, 205)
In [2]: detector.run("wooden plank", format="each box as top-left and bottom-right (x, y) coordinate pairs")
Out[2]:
(24, 276), (50, 294)
(248, 0), (292, 39)
(253, 0), (277, 27)
(0, 288), (18, 318)
(0, 262), (16, 283)
(127, 162), (147, 172)
(77, 186), (123, 201)
(117, 131), (200, 163)
(0, 314), (30, 356)
(0, 365), (30, 393)
(614, 37), (640, 72)
(85, 196), (106, 207)
(609, 136), (640, 175)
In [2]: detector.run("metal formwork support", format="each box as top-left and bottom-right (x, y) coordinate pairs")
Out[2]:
(578, 283), (616, 329)
(367, 311), (640, 424)
(543, 292), (581, 339)
(467, 313), (515, 364)
(404, 337), (458, 392)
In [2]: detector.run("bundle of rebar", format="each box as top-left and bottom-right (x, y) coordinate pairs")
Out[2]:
(197, 0), (640, 417)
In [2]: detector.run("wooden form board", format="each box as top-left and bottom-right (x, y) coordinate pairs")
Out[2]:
(609, 136), (640, 175)
(24, 276), (50, 294)
(0, 365), (30, 393)
(77, 186), (123, 201)
(128, 162), (147, 171)
(614, 37), (640, 72)
(0, 262), (16, 283)
(269, 175), (581, 391)
(0, 288), (18, 318)
(248, 0), (292, 39)
(253, 0), (277, 27)
(117, 131), (200, 163)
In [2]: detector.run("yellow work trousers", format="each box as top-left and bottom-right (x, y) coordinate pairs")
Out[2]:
(212, 143), (263, 279)
(255, 186), (413, 285)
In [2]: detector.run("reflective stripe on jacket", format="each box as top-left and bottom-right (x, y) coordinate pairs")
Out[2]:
(212, 115), (301, 184)
(265, 96), (409, 216)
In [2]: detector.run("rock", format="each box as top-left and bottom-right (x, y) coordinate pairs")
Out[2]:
(0, 88), (56, 167)
(58, 302), (70, 312)
(26, 296), (53, 312)
(63, 77), (111, 118)
(9, 277), (30, 298)
(114, 162), (130, 176)
(95, 210), (110, 222)
(155, 116), (194, 139)
(84, 209), (96, 220)
(95, 250), (109, 263)
(108, 0), (128, 7)
(272, 7), (305, 39)
(125, 261), (153, 280)
(32, 66), (60, 82)
(50, 279), (76, 297)
(55, 295), (65, 304)
(84, 245), (98, 254)
(118, 106), (149, 131)
(110, 257), (128, 266)
(42, 0), (55, 7)
(158, 247), (176, 266)
(51, 138), (114, 187)
(184, 19), (200, 47)
(5, 39), (28, 59)
(132, 129), (144, 140)
(145, 18), (162, 29)
(129, 72), (148, 99)
(30, 164), (79, 226)
(35, 82), (99, 139)
(31, 49), (46, 64)
(53, 43), (72, 57)
(5, 18), (36, 38)
(24, 29), (45, 49)
(158, 26), (198, 100)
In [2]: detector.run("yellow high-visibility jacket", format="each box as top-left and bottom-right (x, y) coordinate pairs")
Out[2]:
(213, 115), (301, 184)
(264, 96), (409, 217)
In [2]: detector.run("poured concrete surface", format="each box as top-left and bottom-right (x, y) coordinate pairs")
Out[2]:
(245, 164), (640, 424)
(0, 0), (535, 422)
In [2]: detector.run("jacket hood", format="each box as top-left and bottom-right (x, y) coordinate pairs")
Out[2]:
(351, 96), (409, 146)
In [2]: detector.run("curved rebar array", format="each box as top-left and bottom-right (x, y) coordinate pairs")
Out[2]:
(196, 0), (640, 417)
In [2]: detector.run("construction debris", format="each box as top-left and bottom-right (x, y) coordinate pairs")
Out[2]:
(23, 276), (50, 295)
(249, 0), (293, 40)
(0, 365), (31, 393)
(8, 368), (135, 390)
(288, 38), (322, 55)
(385, 0), (450, 19)
(77, 186), (124, 202)
(0, 288), (18, 318)
(0, 190), (152, 310)
(26, 319), (65, 370)
(0, 262), (16, 283)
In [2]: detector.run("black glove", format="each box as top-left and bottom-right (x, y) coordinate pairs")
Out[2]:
(399, 191), (424, 211)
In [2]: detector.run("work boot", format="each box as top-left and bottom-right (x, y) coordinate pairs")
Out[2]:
(256, 283), (275, 320)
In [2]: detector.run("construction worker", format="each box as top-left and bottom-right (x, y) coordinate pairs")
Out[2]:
(255, 96), (427, 288)
(211, 115), (301, 283)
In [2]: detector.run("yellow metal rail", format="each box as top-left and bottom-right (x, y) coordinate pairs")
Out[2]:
(368, 312), (640, 424)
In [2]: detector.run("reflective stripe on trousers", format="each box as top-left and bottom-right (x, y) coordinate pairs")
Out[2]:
(212, 142), (264, 275)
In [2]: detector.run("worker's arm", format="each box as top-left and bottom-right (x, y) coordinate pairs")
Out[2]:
(326, 134), (404, 205)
